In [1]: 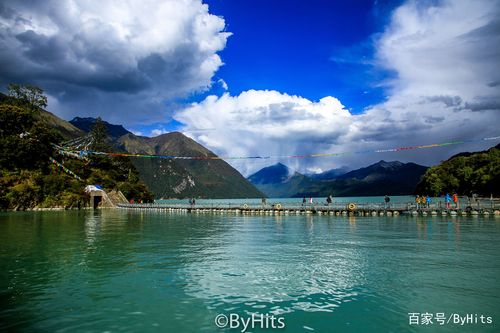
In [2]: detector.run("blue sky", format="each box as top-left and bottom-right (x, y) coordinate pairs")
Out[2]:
(147, 0), (399, 135)
(204, 0), (391, 108)
(1, 0), (499, 174)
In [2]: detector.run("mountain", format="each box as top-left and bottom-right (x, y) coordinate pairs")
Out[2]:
(117, 132), (264, 199)
(337, 160), (422, 180)
(37, 111), (85, 139)
(324, 160), (428, 196)
(308, 167), (349, 180)
(248, 160), (428, 197)
(69, 116), (263, 199)
(247, 163), (321, 197)
(0, 92), (84, 140)
(415, 144), (499, 196)
(252, 172), (320, 198)
(247, 163), (290, 184)
(70, 117), (131, 138)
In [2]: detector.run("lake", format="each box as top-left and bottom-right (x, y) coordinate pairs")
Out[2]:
(1, 208), (499, 332)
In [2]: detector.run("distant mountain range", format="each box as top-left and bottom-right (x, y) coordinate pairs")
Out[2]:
(247, 163), (290, 184)
(44, 112), (496, 198)
(3, 92), (496, 200)
(247, 163), (319, 198)
(248, 160), (429, 197)
(307, 167), (350, 181)
(70, 117), (131, 138)
(69, 117), (263, 199)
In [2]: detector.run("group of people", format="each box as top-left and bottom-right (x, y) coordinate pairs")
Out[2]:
(260, 193), (462, 210)
(302, 197), (315, 206)
(415, 193), (459, 209)
(300, 195), (333, 206)
(445, 193), (459, 209)
(415, 195), (431, 209)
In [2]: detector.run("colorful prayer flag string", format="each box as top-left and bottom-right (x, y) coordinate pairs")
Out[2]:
(56, 135), (500, 162)
(49, 157), (83, 181)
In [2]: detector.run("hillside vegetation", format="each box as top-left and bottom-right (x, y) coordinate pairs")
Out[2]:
(415, 144), (499, 196)
(0, 84), (153, 210)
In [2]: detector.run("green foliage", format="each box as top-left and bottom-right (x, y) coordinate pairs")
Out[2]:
(118, 181), (155, 203)
(0, 104), (34, 137)
(1, 170), (41, 210)
(7, 183), (39, 210)
(415, 146), (500, 196)
(0, 101), (61, 170)
(90, 117), (108, 151)
(7, 83), (48, 111)
(0, 83), (154, 210)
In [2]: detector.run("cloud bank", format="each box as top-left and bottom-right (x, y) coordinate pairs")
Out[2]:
(175, 0), (500, 175)
(0, 0), (230, 124)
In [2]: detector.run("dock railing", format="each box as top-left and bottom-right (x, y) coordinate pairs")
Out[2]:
(117, 200), (500, 213)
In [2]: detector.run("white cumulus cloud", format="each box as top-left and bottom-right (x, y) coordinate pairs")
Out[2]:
(150, 127), (168, 137)
(174, 90), (354, 175)
(175, 0), (500, 175)
(0, 0), (231, 124)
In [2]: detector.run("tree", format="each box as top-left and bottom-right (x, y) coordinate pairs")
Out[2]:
(415, 146), (499, 196)
(0, 83), (155, 209)
(90, 117), (108, 150)
(7, 84), (48, 111)
(0, 87), (59, 170)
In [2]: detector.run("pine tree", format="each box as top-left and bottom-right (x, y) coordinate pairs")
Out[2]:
(90, 117), (108, 151)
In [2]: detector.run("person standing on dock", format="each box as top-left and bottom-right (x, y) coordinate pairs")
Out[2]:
(262, 197), (267, 207)
(445, 193), (451, 209)
(384, 195), (390, 209)
(420, 195), (425, 209)
(426, 195), (431, 208)
(326, 195), (332, 206)
(453, 193), (459, 209)
(415, 195), (420, 210)
(302, 197), (306, 206)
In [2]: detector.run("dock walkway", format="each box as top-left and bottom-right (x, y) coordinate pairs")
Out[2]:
(117, 201), (500, 217)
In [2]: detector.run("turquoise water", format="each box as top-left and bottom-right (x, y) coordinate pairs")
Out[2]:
(1, 210), (499, 332)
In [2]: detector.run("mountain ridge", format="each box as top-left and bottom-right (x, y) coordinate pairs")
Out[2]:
(247, 163), (290, 184)
(70, 117), (131, 138)
(308, 166), (350, 181)
(68, 118), (263, 199)
(0, 92), (84, 140)
(117, 132), (264, 199)
(248, 160), (429, 197)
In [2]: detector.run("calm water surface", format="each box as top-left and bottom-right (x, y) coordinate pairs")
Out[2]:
(0, 210), (499, 332)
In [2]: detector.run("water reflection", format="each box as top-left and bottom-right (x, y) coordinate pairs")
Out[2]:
(348, 216), (356, 232)
(180, 215), (367, 315)
(84, 212), (100, 247)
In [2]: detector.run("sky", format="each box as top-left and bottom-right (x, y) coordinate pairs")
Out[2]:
(0, 0), (499, 175)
